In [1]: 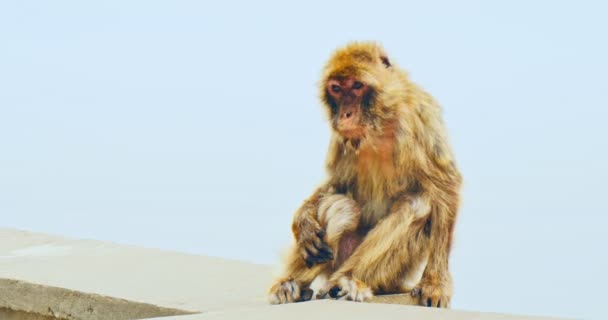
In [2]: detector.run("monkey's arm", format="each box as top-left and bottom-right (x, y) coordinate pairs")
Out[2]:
(318, 195), (432, 302)
(291, 185), (335, 267)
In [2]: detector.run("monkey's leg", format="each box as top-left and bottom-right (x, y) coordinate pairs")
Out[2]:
(411, 192), (459, 308)
(268, 194), (361, 304)
(318, 195), (432, 302)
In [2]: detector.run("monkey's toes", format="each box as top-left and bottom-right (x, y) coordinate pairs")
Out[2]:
(268, 279), (302, 304)
(411, 285), (450, 308)
(316, 282), (338, 300)
(320, 276), (372, 302)
(411, 287), (422, 297)
(300, 288), (314, 302)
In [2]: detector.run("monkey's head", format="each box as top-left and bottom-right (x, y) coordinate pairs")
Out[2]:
(321, 42), (402, 141)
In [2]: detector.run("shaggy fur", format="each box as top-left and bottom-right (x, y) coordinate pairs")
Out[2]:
(268, 42), (462, 308)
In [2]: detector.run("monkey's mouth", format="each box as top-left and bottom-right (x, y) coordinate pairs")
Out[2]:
(337, 114), (364, 139)
(339, 127), (365, 139)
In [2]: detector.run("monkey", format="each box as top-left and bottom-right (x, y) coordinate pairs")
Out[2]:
(267, 42), (462, 308)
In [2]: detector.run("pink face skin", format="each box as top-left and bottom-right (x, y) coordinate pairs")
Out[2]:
(326, 76), (369, 138)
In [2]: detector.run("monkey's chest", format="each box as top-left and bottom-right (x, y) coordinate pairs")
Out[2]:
(353, 148), (400, 227)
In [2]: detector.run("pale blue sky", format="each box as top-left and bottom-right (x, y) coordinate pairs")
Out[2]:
(1, 1), (607, 319)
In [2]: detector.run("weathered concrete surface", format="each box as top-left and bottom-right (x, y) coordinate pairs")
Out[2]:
(157, 300), (564, 320)
(0, 307), (66, 320)
(0, 278), (193, 320)
(0, 228), (271, 313)
(0, 228), (568, 320)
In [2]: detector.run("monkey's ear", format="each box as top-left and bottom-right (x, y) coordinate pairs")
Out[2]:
(380, 56), (391, 68)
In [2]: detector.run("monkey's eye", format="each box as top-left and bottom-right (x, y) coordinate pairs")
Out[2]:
(331, 85), (342, 93)
(352, 81), (363, 89)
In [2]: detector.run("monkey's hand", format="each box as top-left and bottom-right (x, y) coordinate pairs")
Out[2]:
(411, 274), (453, 308)
(316, 274), (373, 302)
(293, 217), (334, 267)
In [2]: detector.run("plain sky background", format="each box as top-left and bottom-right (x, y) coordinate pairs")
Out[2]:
(1, 1), (607, 319)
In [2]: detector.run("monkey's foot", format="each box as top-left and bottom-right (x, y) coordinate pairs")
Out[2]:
(411, 279), (452, 308)
(267, 279), (313, 304)
(317, 276), (373, 302)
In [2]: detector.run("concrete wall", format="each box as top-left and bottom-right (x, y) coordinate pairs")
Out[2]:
(0, 229), (565, 320)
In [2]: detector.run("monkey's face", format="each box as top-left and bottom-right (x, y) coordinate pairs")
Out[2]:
(321, 42), (397, 142)
(326, 76), (372, 139)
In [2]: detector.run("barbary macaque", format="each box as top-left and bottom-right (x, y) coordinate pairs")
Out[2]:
(268, 42), (462, 308)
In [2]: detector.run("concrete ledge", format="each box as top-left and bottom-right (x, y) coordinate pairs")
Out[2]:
(0, 228), (271, 313)
(369, 293), (417, 305)
(0, 278), (195, 320)
(155, 300), (564, 320)
(0, 229), (568, 320)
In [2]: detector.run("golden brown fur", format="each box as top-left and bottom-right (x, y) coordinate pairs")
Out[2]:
(268, 42), (461, 308)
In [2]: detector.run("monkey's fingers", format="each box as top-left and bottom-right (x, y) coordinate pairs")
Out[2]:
(310, 231), (330, 253)
(317, 243), (334, 260)
(306, 255), (328, 266)
(316, 229), (326, 238)
(302, 251), (321, 268)
(304, 244), (326, 262)
(300, 239), (333, 267)
(304, 243), (320, 257)
(311, 245), (333, 264)
(302, 218), (324, 239)
(299, 244), (318, 266)
(298, 247), (313, 267)
(302, 246), (329, 267)
(308, 231), (333, 258)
